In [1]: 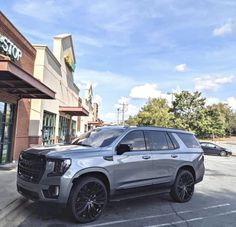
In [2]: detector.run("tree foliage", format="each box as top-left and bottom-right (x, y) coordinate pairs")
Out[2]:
(171, 91), (206, 135)
(126, 98), (173, 127)
(126, 91), (236, 138)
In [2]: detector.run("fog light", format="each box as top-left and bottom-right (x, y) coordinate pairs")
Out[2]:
(43, 185), (60, 199)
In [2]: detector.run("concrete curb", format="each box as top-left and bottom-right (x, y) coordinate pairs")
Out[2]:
(0, 162), (17, 171)
(0, 197), (27, 221)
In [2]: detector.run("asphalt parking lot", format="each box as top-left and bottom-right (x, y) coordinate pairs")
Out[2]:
(3, 155), (236, 227)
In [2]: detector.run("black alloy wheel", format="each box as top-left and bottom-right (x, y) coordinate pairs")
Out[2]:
(170, 170), (194, 203)
(68, 177), (108, 223)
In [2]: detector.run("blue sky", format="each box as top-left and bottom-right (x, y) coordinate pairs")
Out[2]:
(2, 0), (236, 122)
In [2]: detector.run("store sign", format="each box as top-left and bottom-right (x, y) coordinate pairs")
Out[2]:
(0, 34), (22, 61)
(64, 53), (76, 72)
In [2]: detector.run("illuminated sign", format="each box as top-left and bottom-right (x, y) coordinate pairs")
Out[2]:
(0, 34), (22, 61)
(64, 53), (76, 72)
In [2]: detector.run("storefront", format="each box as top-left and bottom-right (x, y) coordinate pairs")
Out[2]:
(0, 101), (14, 163)
(28, 34), (88, 146)
(0, 12), (55, 164)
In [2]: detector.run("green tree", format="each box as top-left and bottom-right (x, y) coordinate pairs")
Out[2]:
(210, 103), (234, 136)
(170, 91), (207, 135)
(230, 113), (236, 135)
(204, 105), (226, 138)
(126, 98), (173, 127)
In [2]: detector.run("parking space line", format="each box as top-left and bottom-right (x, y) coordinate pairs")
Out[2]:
(146, 209), (236, 227)
(83, 203), (231, 227)
(178, 203), (230, 213)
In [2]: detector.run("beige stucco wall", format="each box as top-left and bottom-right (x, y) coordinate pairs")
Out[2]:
(79, 86), (99, 133)
(29, 34), (80, 145)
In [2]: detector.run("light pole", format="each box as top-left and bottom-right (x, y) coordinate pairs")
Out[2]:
(117, 108), (120, 125)
(120, 102), (128, 126)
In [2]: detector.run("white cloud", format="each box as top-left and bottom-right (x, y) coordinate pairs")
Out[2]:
(118, 97), (129, 105)
(129, 83), (168, 100)
(213, 20), (236, 36)
(93, 94), (103, 105)
(194, 75), (234, 91)
(175, 64), (187, 72)
(13, 0), (78, 22)
(227, 97), (236, 110)
(113, 96), (139, 119)
(205, 96), (236, 110)
(75, 35), (103, 48)
(114, 97), (129, 111)
(205, 97), (220, 106)
(126, 104), (139, 116)
(75, 69), (136, 90)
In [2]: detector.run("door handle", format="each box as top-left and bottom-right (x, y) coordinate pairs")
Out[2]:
(171, 154), (178, 158)
(142, 155), (151, 160)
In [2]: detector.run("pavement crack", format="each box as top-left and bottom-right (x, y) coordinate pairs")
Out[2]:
(169, 202), (190, 227)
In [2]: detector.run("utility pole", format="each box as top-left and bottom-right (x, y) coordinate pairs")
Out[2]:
(117, 108), (120, 125)
(120, 102), (128, 126)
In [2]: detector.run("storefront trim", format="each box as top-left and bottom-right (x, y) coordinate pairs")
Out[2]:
(59, 106), (89, 116)
(0, 59), (55, 99)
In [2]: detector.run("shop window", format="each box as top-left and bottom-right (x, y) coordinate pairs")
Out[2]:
(42, 111), (56, 145)
(58, 116), (70, 143)
(71, 120), (76, 138)
(0, 102), (15, 164)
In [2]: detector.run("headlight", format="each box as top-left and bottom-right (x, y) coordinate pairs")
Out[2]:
(47, 158), (71, 177)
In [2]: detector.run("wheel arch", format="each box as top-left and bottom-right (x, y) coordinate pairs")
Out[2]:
(71, 168), (111, 195)
(176, 165), (196, 181)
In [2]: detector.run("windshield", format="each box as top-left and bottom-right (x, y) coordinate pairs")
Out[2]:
(72, 127), (126, 148)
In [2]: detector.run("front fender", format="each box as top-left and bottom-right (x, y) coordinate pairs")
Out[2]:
(70, 167), (114, 193)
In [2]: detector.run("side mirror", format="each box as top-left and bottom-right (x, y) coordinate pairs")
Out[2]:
(116, 144), (131, 155)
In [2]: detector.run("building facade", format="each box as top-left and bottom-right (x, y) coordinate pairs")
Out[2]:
(79, 85), (102, 133)
(29, 34), (88, 146)
(0, 12), (55, 164)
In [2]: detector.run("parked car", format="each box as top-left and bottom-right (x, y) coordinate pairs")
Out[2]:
(200, 142), (232, 156)
(17, 126), (205, 223)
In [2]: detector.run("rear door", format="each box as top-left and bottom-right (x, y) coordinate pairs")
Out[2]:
(113, 130), (153, 190)
(206, 143), (218, 155)
(144, 130), (181, 185)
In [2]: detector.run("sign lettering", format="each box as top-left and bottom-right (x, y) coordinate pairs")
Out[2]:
(0, 34), (22, 61)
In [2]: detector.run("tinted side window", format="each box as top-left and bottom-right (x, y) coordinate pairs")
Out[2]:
(177, 133), (200, 148)
(119, 131), (146, 151)
(207, 143), (216, 148)
(165, 133), (174, 149)
(167, 132), (180, 149)
(145, 131), (169, 150)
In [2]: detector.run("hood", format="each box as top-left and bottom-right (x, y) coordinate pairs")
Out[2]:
(23, 144), (101, 158)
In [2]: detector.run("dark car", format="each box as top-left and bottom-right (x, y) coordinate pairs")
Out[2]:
(200, 142), (232, 156)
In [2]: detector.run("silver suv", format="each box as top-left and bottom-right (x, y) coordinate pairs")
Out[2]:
(17, 126), (205, 223)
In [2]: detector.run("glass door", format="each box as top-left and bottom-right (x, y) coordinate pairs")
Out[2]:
(42, 111), (56, 145)
(58, 116), (70, 143)
(0, 102), (15, 164)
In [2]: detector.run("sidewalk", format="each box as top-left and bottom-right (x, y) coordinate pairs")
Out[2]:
(0, 168), (27, 221)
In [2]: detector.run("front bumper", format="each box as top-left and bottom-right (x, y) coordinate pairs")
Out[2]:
(17, 175), (73, 206)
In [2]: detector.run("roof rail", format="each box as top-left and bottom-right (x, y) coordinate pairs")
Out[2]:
(136, 125), (185, 131)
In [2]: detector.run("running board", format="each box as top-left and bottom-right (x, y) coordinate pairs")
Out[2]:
(110, 188), (170, 202)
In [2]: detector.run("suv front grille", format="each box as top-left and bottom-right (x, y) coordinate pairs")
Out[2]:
(18, 152), (46, 183)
